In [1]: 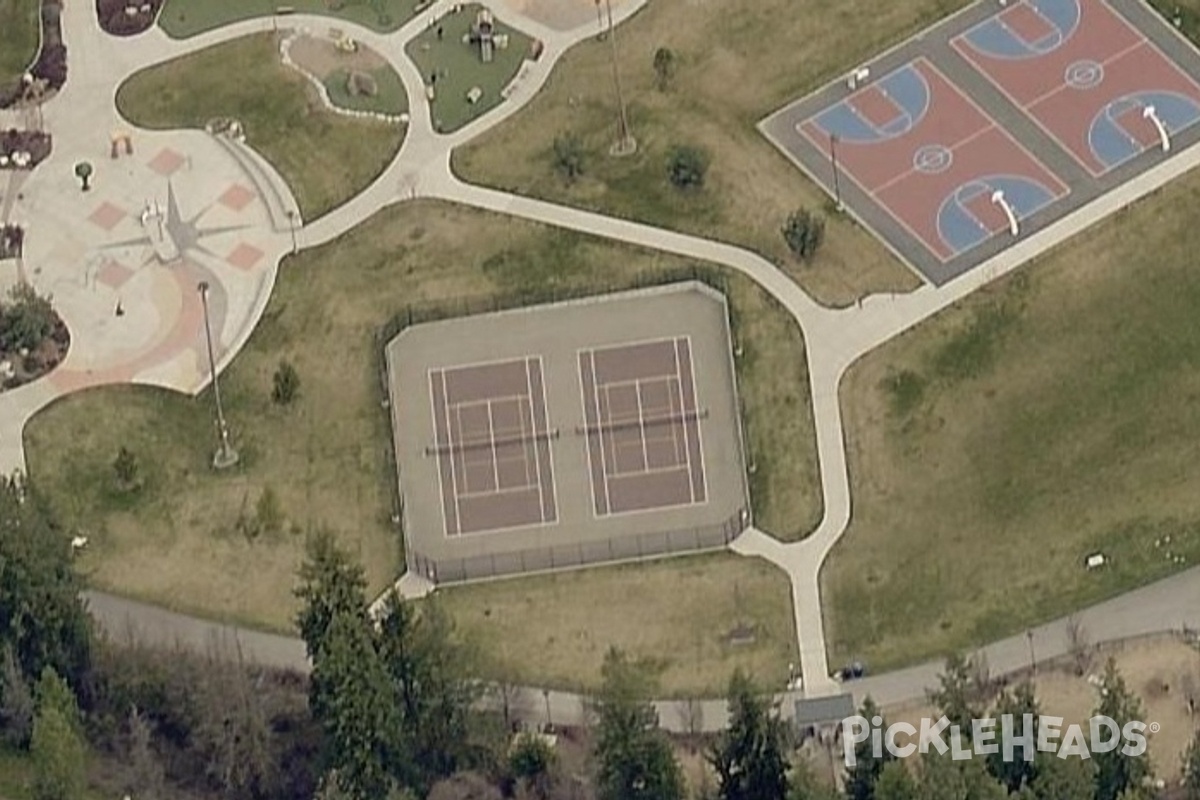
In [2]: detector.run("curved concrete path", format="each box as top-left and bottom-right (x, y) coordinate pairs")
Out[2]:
(4, 0), (1200, 715)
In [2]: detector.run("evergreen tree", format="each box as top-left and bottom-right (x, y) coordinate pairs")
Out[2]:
(871, 762), (917, 800)
(30, 668), (86, 800)
(124, 705), (165, 800)
(0, 644), (34, 747)
(295, 531), (369, 660)
(1184, 730), (1200, 799)
(375, 593), (476, 793)
(1093, 659), (1152, 800)
(844, 697), (895, 800)
(592, 648), (683, 800)
(309, 609), (399, 800)
(0, 476), (92, 688)
(709, 670), (789, 800)
(987, 681), (1039, 792)
(917, 751), (1007, 800)
(1028, 751), (1094, 800)
(929, 653), (982, 733)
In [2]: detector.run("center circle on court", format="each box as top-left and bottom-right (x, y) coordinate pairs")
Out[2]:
(913, 143), (953, 174)
(1065, 59), (1104, 89)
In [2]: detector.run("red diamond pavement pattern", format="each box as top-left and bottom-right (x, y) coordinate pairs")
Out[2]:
(218, 184), (256, 212)
(87, 201), (125, 231)
(95, 259), (133, 289)
(226, 243), (264, 270)
(148, 147), (186, 176)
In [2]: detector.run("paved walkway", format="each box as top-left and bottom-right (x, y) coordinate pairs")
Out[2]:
(4, 0), (1200, 721)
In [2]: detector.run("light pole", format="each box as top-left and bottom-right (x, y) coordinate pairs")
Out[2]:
(594, 0), (604, 37)
(829, 133), (843, 211)
(285, 209), (298, 254)
(542, 688), (552, 731)
(198, 281), (239, 469)
(1026, 629), (1036, 674)
(605, 0), (635, 156)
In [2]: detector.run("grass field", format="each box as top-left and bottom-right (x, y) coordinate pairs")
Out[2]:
(823, 171), (1200, 671)
(406, 4), (535, 132)
(0, 0), (39, 88)
(439, 552), (797, 696)
(25, 201), (818, 655)
(324, 65), (408, 115)
(158, 0), (422, 38)
(450, 0), (972, 306)
(115, 33), (403, 221)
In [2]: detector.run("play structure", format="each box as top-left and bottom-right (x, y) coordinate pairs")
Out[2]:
(470, 8), (495, 62)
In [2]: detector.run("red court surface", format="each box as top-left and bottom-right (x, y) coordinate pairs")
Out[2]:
(952, 0), (1200, 175)
(798, 58), (1068, 262)
(428, 357), (558, 536)
(578, 337), (707, 516)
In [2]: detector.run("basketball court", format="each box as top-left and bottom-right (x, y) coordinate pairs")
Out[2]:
(761, 0), (1200, 285)
(387, 283), (750, 585)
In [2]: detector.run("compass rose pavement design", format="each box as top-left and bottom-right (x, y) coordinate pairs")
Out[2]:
(3, 130), (287, 396)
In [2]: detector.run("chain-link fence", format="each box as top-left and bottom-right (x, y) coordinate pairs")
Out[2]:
(406, 507), (749, 585)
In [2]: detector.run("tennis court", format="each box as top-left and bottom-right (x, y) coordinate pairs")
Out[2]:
(428, 356), (558, 536)
(578, 337), (707, 516)
(386, 282), (750, 585)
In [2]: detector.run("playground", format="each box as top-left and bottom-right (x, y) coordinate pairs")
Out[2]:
(406, 3), (537, 132)
(761, 0), (1200, 285)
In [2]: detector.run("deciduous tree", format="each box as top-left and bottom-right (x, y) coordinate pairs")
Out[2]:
(1185, 730), (1200, 799)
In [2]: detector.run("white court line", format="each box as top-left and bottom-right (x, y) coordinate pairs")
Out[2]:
(632, 382), (651, 472)
(522, 359), (545, 514)
(575, 350), (601, 517)
(1026, 38), (1146, 109)
(485, 400), (501, 495)
(583, 349), (615, 514)
(427, 368), (452, 538)
(439, 370), (463, 535)
(670, 352), (693, 493)
(678, 336), (710, 505)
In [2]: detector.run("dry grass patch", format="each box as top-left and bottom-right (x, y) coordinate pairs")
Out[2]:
(451, 0), (963, 305)
(883, 634), (1200, 781)
(825, 172), (1200, 672)
(25, 201), (817, 655)
(116, 33), (404, 221)
(437, 552), (797, 696)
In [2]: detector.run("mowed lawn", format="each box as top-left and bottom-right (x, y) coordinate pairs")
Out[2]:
(158, 0), (421, 38)
(116, 33), (403, 221)
(0, 0), (39, 85)
(451, 0), (975, 306)
(25, 201), (817, 663)
(824, 172), (1200, 671)
(439, 552), (797, 696)
(406, 3), (534, 132)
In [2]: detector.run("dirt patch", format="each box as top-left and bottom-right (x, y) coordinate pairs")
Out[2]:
(881, 635), (1200, 781)
(287, 32), (387, 78)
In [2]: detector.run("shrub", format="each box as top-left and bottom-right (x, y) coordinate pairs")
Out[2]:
(551, 134), (584, 183)
(112, 446), (141, 491)
(0, 283), (57, 353)
(781, 208), (825, 262)
(272, 360), (300, 405)
(666, 145), (708, 189)
(652, 47), (676, 90)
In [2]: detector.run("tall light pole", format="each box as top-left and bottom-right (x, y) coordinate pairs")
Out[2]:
(1025, 629), (1036, 674)
(285, 209), (298, 254)
(198, 281), (239, 469)
(829, 133), (843, 211)
(605, 0), (635, 156)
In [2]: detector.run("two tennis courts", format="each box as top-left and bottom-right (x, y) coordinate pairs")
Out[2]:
(386, 283), (750, 584)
